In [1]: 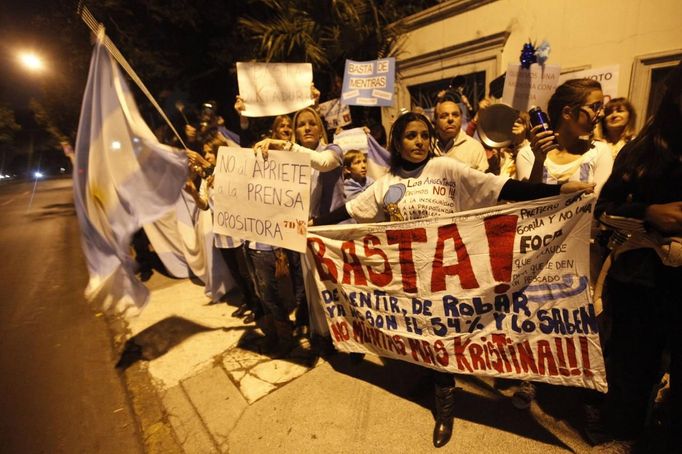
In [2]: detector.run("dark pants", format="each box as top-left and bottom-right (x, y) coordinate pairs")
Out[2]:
(249, 249), (288, 322)
(219, 245), (260, 316)
(434, 371), (456, 387)
(285, 249), (308, 327)
(603, 272), (680, 441)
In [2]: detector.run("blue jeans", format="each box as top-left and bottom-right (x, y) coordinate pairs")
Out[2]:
(248, 249), (287, 321)
(219, 245), (260, 315)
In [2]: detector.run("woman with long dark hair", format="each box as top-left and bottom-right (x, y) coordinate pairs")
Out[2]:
(593, 62), (682, 453)
(313, 111), (593, 448)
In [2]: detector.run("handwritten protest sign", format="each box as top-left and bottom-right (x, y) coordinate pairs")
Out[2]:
(306, 194), (606, 392)
(502, 63), (561, 112)
(212, 147), (311, 252)
(342, 58), (396, 106)
(559, 65), (620, 103)
(236, 62), (313, 117)
(318, 98), (352, 130)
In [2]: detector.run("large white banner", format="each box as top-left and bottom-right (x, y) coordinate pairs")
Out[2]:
(502, 63), (562, 112)
(236, 62), (313, 117)
(306, 194), (606, 392)
(212, 147), (311, 252)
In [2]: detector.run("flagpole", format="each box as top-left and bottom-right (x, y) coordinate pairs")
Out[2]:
(77, 3), (190, 151)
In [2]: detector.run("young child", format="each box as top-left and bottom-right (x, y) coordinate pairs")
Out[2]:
(343, 149), (374, 201)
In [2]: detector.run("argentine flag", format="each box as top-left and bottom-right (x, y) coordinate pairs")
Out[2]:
(73, 38), (187, 316)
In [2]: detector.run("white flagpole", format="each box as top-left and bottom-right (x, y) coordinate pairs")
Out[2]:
(77, 3), (189, 151)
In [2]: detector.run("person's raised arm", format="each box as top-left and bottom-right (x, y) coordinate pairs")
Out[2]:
(252, 139), (341, 172)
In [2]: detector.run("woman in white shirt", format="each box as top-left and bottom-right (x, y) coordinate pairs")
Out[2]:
(312, 111), (593, 448)
(516, 79), (613, 196)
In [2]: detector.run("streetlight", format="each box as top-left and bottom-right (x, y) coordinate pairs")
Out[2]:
(16, 50), (48, 178)
(17, 51), (46, 73)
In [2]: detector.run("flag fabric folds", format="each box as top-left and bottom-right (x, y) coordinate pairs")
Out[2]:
(365, 133), (391, 180)
(73, 39), (188, 315)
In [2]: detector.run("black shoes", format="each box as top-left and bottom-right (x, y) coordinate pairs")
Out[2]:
(433, 419), (454, 448)
(231, 304), (249, 318)
(433, 384), (457, 448)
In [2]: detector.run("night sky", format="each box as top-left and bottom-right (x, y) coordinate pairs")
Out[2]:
(0, 1), (53, 110)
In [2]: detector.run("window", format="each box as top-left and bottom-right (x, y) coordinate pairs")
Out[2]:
(629, 50), (681, 132)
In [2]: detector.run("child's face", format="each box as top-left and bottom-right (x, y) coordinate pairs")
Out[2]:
(348, 154), (367, 180)
(203, 147), (217, 166)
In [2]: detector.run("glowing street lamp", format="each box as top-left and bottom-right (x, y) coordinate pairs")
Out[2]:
(17, 51), (46, 73)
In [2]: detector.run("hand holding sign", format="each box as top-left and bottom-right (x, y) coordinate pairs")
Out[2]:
(253, 138), (293, 160)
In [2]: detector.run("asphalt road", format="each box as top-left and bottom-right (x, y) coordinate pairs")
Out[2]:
(0, 178), (143, 454)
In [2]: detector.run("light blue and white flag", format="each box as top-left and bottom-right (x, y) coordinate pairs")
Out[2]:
(73, 39), (187, 315)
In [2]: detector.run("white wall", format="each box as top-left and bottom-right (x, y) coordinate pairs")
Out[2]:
(389, 0), (682, 127)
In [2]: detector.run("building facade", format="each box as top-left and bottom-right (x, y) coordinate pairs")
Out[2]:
(387, 0), (682, 132)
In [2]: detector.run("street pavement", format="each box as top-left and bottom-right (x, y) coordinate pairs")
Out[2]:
(121, 269), (596, 454)
(0, 178), (142, 454)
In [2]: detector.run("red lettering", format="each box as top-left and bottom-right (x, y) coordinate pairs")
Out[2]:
(407, 338), (434, 364)
(452, 337), (473, 372)
(386, 228), (427, 293)
(517, 340), (539, 374)
(434, 340), (449, 366)
(363, 234), (392, 287)
(330, 321), (350, 341)
(580, 336), (593, 377)
(484, 215), (518, 293)
(307, 238), (338, 283)
(537, 340), (558, 376)
(491, 333), (513, 373)
(392, 335), (406, 355)
(431, 224), (479, 292)
(554, 337), (570, 376)
(340, 240), (368, 285)
(565, 335), (581, 376)
(469, 343), (486, 370)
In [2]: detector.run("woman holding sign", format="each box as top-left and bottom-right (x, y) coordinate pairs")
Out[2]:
(254, 106), (346, 347)
(312, 111), (593, 448)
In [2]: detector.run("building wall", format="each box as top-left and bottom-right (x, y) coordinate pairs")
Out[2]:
(387, 0), (682, 131)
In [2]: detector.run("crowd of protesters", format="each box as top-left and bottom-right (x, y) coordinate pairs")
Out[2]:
(149, 61), (681, 453)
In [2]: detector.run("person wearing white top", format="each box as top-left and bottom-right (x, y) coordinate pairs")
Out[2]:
(312, 111), (594, 449)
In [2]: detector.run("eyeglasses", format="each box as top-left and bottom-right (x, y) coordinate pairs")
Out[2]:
(580, 102), (604, 114)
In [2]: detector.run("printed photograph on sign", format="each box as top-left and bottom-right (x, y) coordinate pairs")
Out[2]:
(318, 98), (352, 129)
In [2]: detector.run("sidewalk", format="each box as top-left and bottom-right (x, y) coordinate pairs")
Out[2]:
(117, 271), (594, 454)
